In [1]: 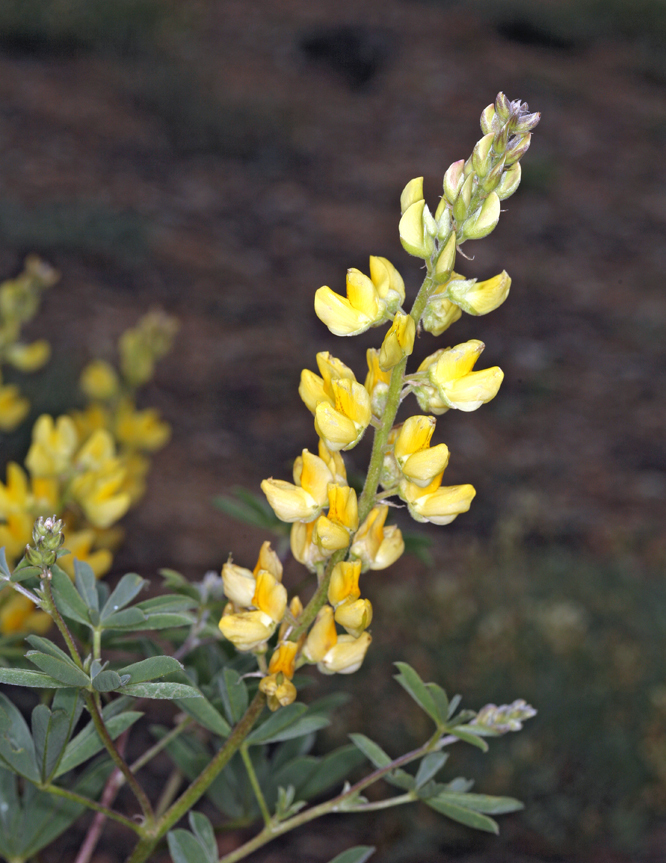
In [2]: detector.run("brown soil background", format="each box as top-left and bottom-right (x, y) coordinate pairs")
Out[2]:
(2, 1), (666, 861)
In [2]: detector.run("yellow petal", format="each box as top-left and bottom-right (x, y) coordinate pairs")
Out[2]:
(440, 367), (504, 411)
(371, 524), (405, 570)
(261, 478), (321, 523)
(80, 359), (119, 400)
(268, 641), (299, 678)
(303, 605), (338, 663)
(327, 484), (358, 531)
(314, 402), (358, 452)
(7, 340), (50, 373)
(408, 483), (476, 525)
(299, 449), (334, 505)
(378, 313), (415, 371)
(319, 632), (372, 674)
(218, 610), (275, 651)
(394, 416), (435, 461)
(222, 561), (256, 607)
(334, 597), (373, 637)
(314, 286), (373, 336)
(428, 340), (485, 385)
(253, 540), (283, 582)
(401, 444), (450, 487)
(313, 515), (350, 552)
(252, 570), (287, 623)
(328, 560), (362, 607)
(299, 369), (330, 414)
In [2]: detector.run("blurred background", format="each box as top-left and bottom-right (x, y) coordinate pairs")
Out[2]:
(2, 0), (666, 860)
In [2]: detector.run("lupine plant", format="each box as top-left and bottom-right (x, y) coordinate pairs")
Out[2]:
(0, 93), (539, 863)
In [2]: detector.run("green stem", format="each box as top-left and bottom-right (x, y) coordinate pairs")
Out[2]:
(130, 718), (192, 774)
(124, 690), (267, 863)
(347, 792), (414, 812)
(155, 769), (183, 819)
(240, 743), (272, 827)
(84, 693), (154, 825)
(92, 628), (102, 664)
(41, 782), (141, 834)
(217, 732), (458, 863)
(43, 577), (83, 669)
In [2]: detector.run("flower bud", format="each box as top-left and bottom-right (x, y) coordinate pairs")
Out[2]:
(222, 559), (256, 607)
(80, 360), (119, 401)
(364, 348), (391, 416)
(313, 515), (351, 552)
(447, 270), (511, 316)
(494, 92), (511, 120)
(260, 674), (297, 711)
(26, 514), (65, 569)
(473, 699), (537, 733)
(514, 111), (540, 133)
(335, 597), (373, 638)
(26, 415), (78, 477)
(496, 162), (521, 200)
(433, 232), (457, 285)
(452, 174), (474, 222)
(253, 540), (283, 581)
(480, 103), (498, 135)
(399, 200), (434, 259)
(471, 133), (495, 177)
(460, 192), (500, 241)
(378, 312), (415, 371)
(422, 281), (463, 336)
(443, 160), (465, 204)
(400, 177), (424, 214)
(435, 206), (452, 241)
(480, 155), (506, 193)
(505, 133), (531, 166)
(319, 632), (372, 675)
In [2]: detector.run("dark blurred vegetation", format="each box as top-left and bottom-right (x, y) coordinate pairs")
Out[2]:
(0, 0), (665, 861)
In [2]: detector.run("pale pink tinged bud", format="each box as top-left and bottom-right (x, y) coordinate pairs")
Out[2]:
(495, 92), (511, 119)
(480, 155), (506, 193)
(514, 111), (540, 133)
(443, 160), (465, 204)
(505, 133), (532, 166)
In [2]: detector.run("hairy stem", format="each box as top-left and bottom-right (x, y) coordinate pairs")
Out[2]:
(43, 577), (83, 668)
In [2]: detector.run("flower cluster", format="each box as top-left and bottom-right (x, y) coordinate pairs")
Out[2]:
(0, 309), (176, 634)
(0, 256), (58, 432)
(216, 93), (539, 709)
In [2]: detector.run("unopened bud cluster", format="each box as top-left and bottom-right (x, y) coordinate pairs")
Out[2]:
(216, 93), (539, 710)
(473, 699), (538, 734)
(25, 515), (64, 570)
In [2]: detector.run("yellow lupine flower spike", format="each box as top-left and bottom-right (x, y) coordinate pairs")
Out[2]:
(252, 570), (287, 624)
(328, 560), (362, 607)
(26, 414), (78, 476)
(394, 416), (450, 488)
(378, 312), (416, 371)
(262, 448), (333, 523)
(314, 267), (387, 337)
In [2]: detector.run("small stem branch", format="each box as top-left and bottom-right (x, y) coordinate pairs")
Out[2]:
(347, 792), (415, 812)
(240, 743), (272, 827)
(41, 782), (140, 834)
(84, 693), (154, 825)
(155, 769), (183, 819)
(130, 718), (192, 774)
(9, 581), (42, 606)
(217, 732), (459, 863)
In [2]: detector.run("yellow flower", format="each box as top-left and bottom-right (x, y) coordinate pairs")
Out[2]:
(364, 348), (392, 416)
(75, 429), (117, 473)
(394, 416), (450, 488)
(222, 559), (257, 608)
(259, 674), (297, 710)
(303, 605), (338, 663)
(290, 520), (328, 572)
(58, 530), (112, 579)
(252, 570), (287, 623)
(447, 270), (511, 316)
(372, 525), (405, 570)
(314, 379), (371, 452)
(313, 484), (359, 553)
(314, 267), (387, 337)
(218, 609), (276, 651)
(350, 505), (405, 571)
(6, 340), (50, 372)
(0, 593), (51, 635)
(328, 560), (362, 607)
(298, 352), (356, 414)
(0, 511), (33, 564)
(115, 400), (170, 452)
(26, 415), (78, 476)
(319, 632), (372, 675)
(0, 383), (29, 432)
(69, 404), (110, 441)
(80, 359), (119, 401)
(415, 340), (504, 414)
(267, 641), (299, 679)
(378, 312), (415, 371)
(262, 448), (334, 523)
(253, 540), (283, 582)
(368, 256), (405, 314)
(70, 465), (131, 529)
(0, 463), (30, 518)
(401, 473), (476, 525)
(334, 597), (373, 638)
(317, 440), (347, 485)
